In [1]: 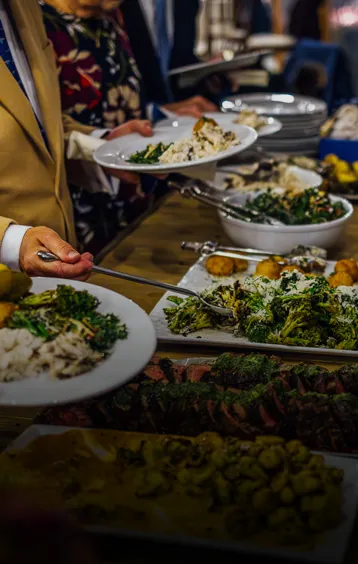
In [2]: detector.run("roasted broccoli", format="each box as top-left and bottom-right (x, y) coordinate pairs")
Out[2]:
(164, 271), (358, 351)
(7, 285), (127, 352)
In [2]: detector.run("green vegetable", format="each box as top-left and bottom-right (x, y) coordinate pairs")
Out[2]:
(243, 188), (347, 226)
(164, 270), (358, 350)
(7, 284), (127, 353)
(84, 312), (128, 352)
(127, 142), (172, 164)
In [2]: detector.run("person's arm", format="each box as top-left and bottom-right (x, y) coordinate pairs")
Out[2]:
(0, 218), (93, 279)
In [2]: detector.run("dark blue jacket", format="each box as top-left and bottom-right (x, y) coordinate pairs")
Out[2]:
(121, 0), (200, 105)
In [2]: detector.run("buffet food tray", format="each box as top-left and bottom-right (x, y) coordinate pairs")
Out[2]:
(5, 424), (358, 564)
(150, 257), (358, 359)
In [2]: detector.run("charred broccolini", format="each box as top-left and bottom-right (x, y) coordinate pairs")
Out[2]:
(164, 271), (358, 350)
(6, 285), (127, 352)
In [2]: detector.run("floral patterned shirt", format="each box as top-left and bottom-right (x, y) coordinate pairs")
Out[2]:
(40, 3), (145, 128)
(38, 3), (165, 256)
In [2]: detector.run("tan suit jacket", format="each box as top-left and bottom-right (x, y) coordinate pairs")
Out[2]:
(0, 0), (94, 247)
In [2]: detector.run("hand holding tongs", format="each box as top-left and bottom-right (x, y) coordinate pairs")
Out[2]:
(36, 251), (232, 316)
(168, 180), (284, 227)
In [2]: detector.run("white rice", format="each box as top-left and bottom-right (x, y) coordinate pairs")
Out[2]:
(0, 328), (103, 382)
(159, 121), (240, 164)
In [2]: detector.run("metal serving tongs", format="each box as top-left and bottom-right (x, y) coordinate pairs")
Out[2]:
(37, 251), (233, 317)
(181, 241), (328, 273)
(168, 180), (285, 227)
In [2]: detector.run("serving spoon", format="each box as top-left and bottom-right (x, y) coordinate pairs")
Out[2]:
(37, 251), (233, 317)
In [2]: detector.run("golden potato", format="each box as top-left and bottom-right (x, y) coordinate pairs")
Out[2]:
(280, 265), (305, 275)
(206, 255), (235, 277)
(255, 259), (282, 280)
(336, 171), (357, 184)
(324, 154), (339, 165)
(335, 259), (358, 282)
(233, 258), (249, 273)
(329, 272), (354, 288)
(0, 302), (17, 328)
(335, 160), (351, 174)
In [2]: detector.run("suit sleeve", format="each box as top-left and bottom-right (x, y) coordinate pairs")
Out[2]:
(62, 114), (96, 140)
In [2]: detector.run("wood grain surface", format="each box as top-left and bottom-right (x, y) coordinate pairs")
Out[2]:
(0, 193), (357, 448)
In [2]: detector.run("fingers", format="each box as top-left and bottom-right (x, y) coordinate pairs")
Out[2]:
(106, 120), (153, 141)
(82, 252), (94, 263)
(188, 96), (218, 112)
(28, 251), (93, 278)
(175, 105), (203, 119)
(39, 229), (82, 264)
(19, 227), (94, 279)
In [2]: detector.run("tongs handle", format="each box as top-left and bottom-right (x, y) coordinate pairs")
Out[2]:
(168, 180), (252, 222)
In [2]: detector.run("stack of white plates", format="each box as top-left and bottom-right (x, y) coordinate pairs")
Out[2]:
(221, 94), (327, 156)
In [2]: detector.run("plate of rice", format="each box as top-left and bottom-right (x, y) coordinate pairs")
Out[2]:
(0, 277), (156, 407)
(93, 116), (258, 173)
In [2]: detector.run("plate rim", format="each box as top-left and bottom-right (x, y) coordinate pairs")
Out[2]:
(0, 278), (157, 407)
(93, 123), (258, 173)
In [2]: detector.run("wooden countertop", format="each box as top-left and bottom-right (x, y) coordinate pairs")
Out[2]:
(1, 193), (358, 562)
(0, 192), (357, 444)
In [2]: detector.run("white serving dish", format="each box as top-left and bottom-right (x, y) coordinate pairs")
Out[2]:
(219, 192), (353, 254)
(211, 165), (322, 194)
(150, 256), (358, 359)
(5, 424), (358, 564)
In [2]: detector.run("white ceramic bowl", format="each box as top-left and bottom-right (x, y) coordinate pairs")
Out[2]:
(219, 192), (353, 254)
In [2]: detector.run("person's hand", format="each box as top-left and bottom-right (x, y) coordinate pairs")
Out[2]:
(102, 119), (153, 184)
(45, 0), (121, 18)
(163, 96), (217, 118)
(19, 227), (93, 280)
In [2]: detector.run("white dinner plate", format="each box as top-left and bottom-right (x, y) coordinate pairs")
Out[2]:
(156, 112), (282, 138)
(222, 94), (327, 117)
(93, 117), (258, 173)
(0, 279), (157, 407)
(210, 165), (323, 193)
(246, 33), (296, 51)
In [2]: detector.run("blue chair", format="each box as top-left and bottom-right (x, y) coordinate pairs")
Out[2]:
(284, 39), (354, 112)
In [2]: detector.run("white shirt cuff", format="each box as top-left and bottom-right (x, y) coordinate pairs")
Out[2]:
(91, 129), (110, 139)
(0, 225), (32, 271)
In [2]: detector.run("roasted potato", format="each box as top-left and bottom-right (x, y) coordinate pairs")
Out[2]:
(206, 255), (235, 277)
(335, 259), (358, 282)
(324, 154), (339, 165)
(233, 258), (249, 273)
(280, 265), (305, 275)
(329, 272), (354, 288)
(255, 259), (282, 279)
(0, 302), (17, 328)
